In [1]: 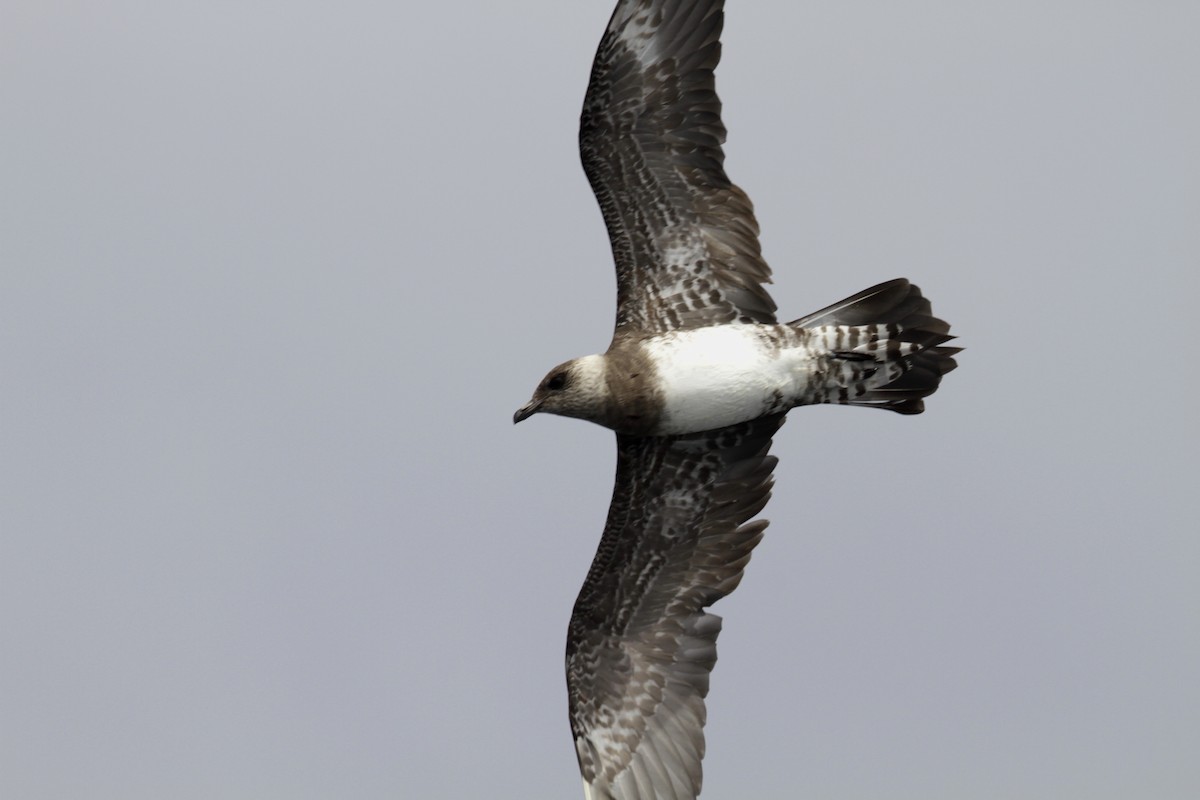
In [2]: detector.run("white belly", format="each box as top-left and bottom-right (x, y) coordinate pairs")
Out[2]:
(645, 325), (810, 434)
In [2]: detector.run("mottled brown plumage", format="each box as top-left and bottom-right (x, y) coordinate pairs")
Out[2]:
(513, 2), (959, 798)
(580, 0), (776, 336)
(567, 414), (783, 798)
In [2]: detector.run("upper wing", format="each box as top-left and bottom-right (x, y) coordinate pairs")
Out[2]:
(567, 414), (784, 799)
(581, 0), (777, 335)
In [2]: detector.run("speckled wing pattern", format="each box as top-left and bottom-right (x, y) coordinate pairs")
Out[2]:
(581, 0), (776, 334)
(567, 414), (784, 799)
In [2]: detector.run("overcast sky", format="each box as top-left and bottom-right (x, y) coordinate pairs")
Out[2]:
(2, 1), (1197, 798)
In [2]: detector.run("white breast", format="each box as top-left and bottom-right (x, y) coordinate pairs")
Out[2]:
(645, 325), (810, 435)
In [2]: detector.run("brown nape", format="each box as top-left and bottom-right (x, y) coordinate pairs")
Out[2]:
(600, 340), (664, 435)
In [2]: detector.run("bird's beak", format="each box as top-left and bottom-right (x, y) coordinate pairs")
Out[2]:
(513, 400), (541, 424)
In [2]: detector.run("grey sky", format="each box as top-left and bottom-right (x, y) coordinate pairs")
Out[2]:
(2, 1), (1197, 798)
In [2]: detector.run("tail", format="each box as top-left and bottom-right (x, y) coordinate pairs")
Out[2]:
(789, 278), (960, 415)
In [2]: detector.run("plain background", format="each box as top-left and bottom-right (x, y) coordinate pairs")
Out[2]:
(2, 1), (1197, 797)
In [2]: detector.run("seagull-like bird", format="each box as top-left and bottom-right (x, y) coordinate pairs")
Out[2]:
(514, 2), (959, 798)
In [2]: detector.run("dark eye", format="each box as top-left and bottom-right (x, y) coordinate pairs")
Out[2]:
(546, 372), (567, 391)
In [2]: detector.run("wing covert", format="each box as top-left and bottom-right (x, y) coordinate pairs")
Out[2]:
(566, 414), (784, 799)
(581, 0), (777, 334)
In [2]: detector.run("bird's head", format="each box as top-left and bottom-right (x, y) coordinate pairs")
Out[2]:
(513, 355), (608, 425)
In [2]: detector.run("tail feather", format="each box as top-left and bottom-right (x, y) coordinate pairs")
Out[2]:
(791, 278), (920, 327)
(791, 279), (959, 415)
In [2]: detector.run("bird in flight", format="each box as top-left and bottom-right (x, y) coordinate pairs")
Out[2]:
(514, 2), (959, 798)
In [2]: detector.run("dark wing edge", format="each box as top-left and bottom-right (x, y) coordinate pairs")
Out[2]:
(566, 414), (785, 800)
(581, 0), (777, 335)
